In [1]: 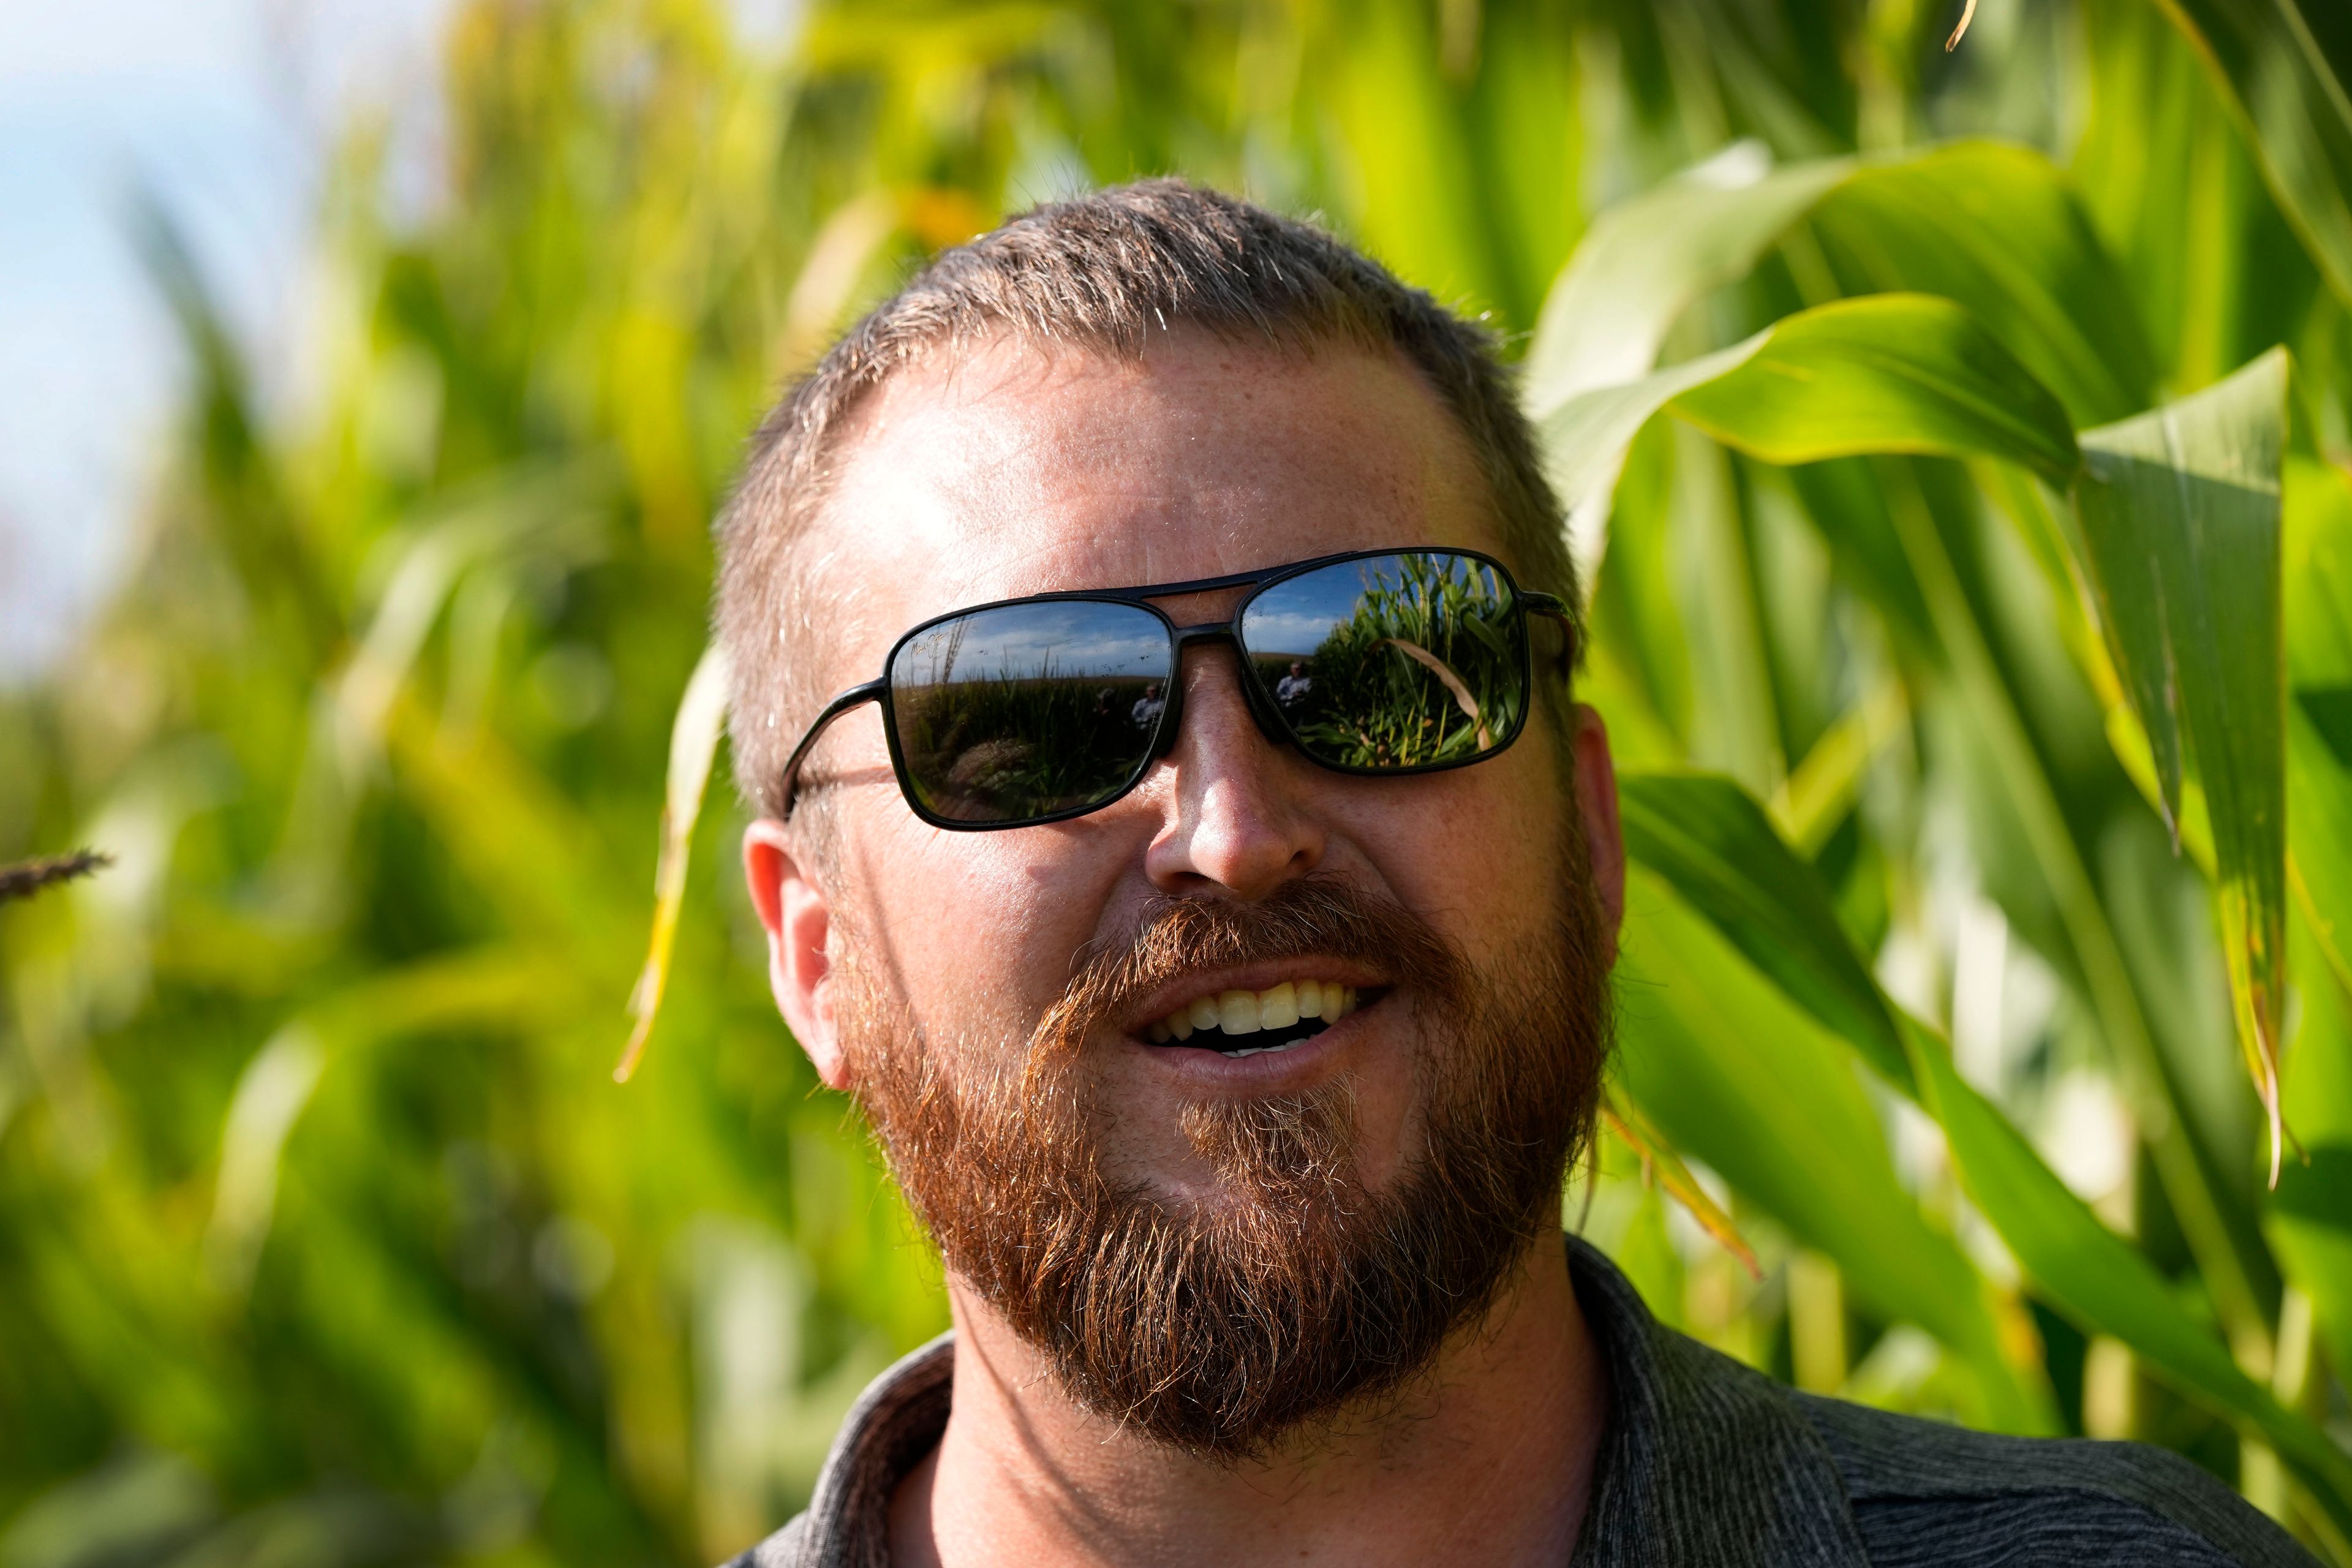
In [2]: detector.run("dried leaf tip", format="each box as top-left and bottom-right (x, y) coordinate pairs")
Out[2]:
(1604, 1093), (1761, 1280)
(1945, 0), (1977, 51)
(0, 849), (114, 903)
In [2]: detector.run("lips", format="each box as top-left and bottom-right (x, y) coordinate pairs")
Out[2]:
(1138, 978), (1366, 1059)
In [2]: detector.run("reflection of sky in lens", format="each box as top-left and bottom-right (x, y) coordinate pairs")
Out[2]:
(1242, 555), (1500, 657)
(899, 601), (1170, 684)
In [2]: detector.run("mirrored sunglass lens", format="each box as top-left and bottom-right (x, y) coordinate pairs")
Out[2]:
(888, 601), (1172, 824)
(1240, 552), (1526, 771)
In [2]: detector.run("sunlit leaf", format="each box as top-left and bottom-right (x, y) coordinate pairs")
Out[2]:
(2156, 0), (2352, 309)
(2073, 350), (2290, 1179)
(1619, 773), (1909, 1085)
(2271, 913), (2352, 1391)
(1616, 872), (2054, 1433)
(1807, 142), (2158, 426)
(1523, 142), (1853, 417)
(2286, 456), (2352, 993)
(1598, 1089), (1758, 1278)
(1624, 768), (2352, 1523)
(1667, 295), (2081, 484)
(1539, 294), (2081, 540)
(1908, 1022), (2352, 1524)
(618, 643), (733, 1082)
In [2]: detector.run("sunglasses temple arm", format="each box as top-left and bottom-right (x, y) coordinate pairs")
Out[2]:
(777, 680), (887, 818)
(1521, 592), (1580, 674)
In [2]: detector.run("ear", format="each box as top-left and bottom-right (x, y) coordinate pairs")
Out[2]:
(744, 818), (854, 1090)
(1568, 703), (1626, 965)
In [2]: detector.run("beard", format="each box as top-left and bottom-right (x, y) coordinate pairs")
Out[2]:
(838, 870), (1611, 1460)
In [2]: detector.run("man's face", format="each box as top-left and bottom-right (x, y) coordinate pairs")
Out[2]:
(746, 330), (1623, 1452)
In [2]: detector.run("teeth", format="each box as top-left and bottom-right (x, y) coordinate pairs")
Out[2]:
(1224, 1037), (1309, 1060)
(1141, 979), (1368, 1041)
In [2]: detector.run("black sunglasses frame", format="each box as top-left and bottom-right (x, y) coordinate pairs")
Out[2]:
(777, 546), (1575, 832)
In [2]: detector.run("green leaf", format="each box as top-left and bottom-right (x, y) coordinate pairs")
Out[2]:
(1666, 295), (2082, 486)
(617, 641), (734, 1083)
(2274, 1145), (2352, 1237)
(1524, 139), (2133, 594)
(1539, 295), (2082, 530)
(1621, 767), (2352, 1523)
(1615, 872), (2052, 1433)
(1539, 337), (1766, 527)
(2272, 913), (2352, 1390)
(2293, 701), (2352, 995)
(1525, 140), (2154, 428)
(2073, 350), (2290, 1175)
(2286, 456), (2352, 991)
(1524, 142), (1854, 416)
(1808, 141), (2159, 426)
(1619, 773), (1910, 1086)
(1906, 1023), (2352, 1523)
(2155, 0), (2352, 309)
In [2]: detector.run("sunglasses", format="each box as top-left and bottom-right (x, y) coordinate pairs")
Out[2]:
(779, 546), (1574, 831)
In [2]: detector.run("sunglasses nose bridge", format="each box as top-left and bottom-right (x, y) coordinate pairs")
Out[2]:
(1162, 620), (1292, 758)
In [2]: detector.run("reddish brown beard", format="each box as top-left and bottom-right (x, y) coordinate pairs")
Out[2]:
(840, 875), (1610, 1460)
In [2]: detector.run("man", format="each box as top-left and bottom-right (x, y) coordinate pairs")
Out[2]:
(1131, 679), (1168, 733)
(1275, 658), (1313, 714)
(717, 183), (2309, 1566)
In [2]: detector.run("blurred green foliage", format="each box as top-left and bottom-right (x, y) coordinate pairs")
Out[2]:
(5, 0), (2352, 1562)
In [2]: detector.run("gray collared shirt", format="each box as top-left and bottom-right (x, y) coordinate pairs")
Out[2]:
(725, 1237), (2315, 1566)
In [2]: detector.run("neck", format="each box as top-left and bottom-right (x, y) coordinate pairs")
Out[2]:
(889, 1233), (1607, 1568)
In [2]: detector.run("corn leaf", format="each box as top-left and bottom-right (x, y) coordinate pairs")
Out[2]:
(2155, 0), (2352, 309)
(1525, 140), (2155, 427)
(2272, 912), (2352, 1390)
(1598, 1090), (1759, 1278)
(1622, 766), (2352, 1525)
(1616, 871), (2054, 1432)
(1525, 140), (2132, 590)
(1614, 895), (2038, 1420)
(1539, 294), (2082, 535)
(1907, 1019), (2352, 1526)
(1620, 774), (1909, 1087)
(2072, 350), (2290, 1179)
(1665, 295), (2081, 486)
(1523, 142), (1853, 417)
(1806, 143), (2158, 426)
(618, 643), (734, 1082)
(2286, 456), (2352, 992)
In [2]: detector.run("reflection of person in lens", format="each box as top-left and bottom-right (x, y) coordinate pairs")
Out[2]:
(1275, 659), (1313, 712)
(1129, 681), (1166, 731)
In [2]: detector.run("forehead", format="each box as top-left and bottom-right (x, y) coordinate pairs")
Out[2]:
(816, 331), (1506, 656)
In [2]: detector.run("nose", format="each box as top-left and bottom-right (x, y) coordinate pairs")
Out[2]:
(1142, 647), (1326, 899)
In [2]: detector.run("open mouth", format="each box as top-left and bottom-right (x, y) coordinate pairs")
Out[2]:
(1137, 979), (1368, 1060)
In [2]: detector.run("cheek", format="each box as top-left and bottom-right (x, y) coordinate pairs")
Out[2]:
(1351, 745), (1569, 951)
(856, 815), (1130, 1045)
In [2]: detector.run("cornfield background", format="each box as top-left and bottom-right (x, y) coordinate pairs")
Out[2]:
(6, 0), (2352, 1562)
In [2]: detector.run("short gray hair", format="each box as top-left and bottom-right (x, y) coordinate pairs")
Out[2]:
(715, 178), (1577, 820)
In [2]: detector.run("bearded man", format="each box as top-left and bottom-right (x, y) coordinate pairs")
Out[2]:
(715, 183), (2307, 1567)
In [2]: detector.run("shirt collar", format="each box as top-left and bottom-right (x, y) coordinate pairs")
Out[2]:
(1566, 1234), (1870, 1567)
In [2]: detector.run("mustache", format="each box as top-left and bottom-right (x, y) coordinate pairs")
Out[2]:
(1033, 878), (1468, 1061)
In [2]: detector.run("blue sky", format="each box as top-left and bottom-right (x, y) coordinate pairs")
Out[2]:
(0, 0), (451, 679)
